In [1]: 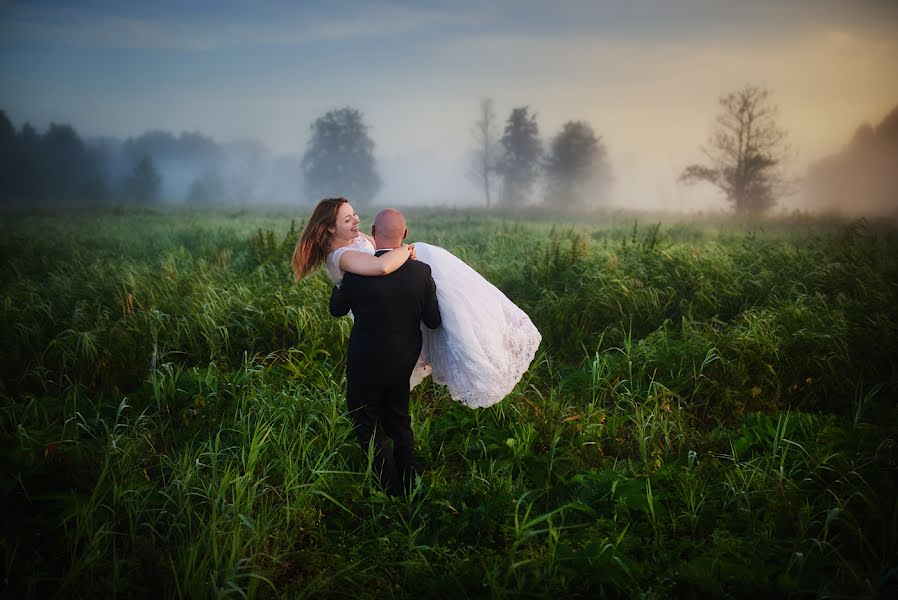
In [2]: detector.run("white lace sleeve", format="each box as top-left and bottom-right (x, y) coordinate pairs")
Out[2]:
(325, 247), (349, 285)
(325, 237), (376, 285)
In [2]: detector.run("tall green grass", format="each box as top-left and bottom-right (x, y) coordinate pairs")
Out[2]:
(1, 209), (896, 597)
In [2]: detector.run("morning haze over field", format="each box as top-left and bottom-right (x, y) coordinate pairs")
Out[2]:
(4, 3), (898, 597)
(1, 0), (897, 213)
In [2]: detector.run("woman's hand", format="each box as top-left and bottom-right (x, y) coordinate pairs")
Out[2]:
(404, 243), (417, 261)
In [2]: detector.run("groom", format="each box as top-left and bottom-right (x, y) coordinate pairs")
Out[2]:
(329, 208), (442, 496)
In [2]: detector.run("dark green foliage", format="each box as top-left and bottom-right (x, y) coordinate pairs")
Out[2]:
(1, 210), (895, 598)
(497, 106), (542, 206)
(301, 107), (382, 205)
(0, 112), (105, 205)
(545, 120), (611, 209)
(0, 111), (302, 208)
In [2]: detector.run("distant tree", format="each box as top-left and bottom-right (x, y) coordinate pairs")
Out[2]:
(121, 130), (221, 201)
(187, 168), (227, 205)
(679, 84), (791, 217)
(545, 120), (610, 209)
(221, 139), (267, 206)
(123, 130), (219, 166)
(0, 111), (15, 201)
(301, 107), (381, 204)
(806, 104), (898, 215)
(13, 123), (41, 201)
(85, 141), (112, 203)
(497, 106), (542, 207)
(0, 116), (104, 204)
(41, 124), (95, 202)
(124, 154), (162, 204)
(0, 110), (13, 144)
(468, 98), (500, 208)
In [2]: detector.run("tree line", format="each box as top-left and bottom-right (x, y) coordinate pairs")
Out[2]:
(466, 85), (896, 218)
(468, 100), (611, 210)
(298, 103), (614, 211)
(304, 87), (897, 217)
(0, 111), (299, 207)
(805, 104), (898, 216)
(0, 110), (184, 206)
(0, 112), (111, 205)
(304, 90), (806, 216)
(3, 87), (895, 215)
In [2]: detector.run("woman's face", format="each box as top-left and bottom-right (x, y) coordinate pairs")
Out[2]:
(330, 202), (360, 241)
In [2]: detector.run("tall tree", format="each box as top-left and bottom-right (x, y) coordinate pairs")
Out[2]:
(301, 107), (381, 204)
(679, 84), (790, 217)
(497, 106), (542, 207)
(545, 120), (610, 209)
(468, 98), (499, 208)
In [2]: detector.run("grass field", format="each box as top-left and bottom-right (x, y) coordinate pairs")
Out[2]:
(1, 208), (896, 598)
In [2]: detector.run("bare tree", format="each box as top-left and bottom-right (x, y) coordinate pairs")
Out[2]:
(680, 84), (791, 217)
(468, 98), (499, 208)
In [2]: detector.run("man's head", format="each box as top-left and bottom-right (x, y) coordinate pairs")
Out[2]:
(371, 208), (407, 249)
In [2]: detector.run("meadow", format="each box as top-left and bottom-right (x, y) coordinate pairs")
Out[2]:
(1, 208), (896, 598)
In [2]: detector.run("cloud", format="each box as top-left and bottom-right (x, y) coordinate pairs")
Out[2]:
(0, 2), (482, 50)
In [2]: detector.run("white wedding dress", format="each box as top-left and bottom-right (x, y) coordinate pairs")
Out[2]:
(326, 236), (541, 409)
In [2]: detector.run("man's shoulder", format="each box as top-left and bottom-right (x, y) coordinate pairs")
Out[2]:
(402, 260), (433, 277)
(407, 258), (431, 271)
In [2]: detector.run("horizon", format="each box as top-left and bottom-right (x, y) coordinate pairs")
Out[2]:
(2, 0), (897, 212)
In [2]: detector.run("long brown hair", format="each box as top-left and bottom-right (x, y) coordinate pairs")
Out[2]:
(291, 197), (348, 281)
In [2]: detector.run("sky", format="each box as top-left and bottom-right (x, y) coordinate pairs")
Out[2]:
(1, 0), (897, 210)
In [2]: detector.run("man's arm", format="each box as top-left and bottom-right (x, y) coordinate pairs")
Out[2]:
(422, 270), (441, 329)
(329, 278), (353, 317)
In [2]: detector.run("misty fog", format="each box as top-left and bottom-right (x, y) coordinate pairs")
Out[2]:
(1, 2), (897, 217)
(2, 97), (897, 219)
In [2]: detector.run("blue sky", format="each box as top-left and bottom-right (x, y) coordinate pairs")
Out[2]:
(2, 0), (897, 208)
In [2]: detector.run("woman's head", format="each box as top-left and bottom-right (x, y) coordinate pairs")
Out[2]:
(330, 201), (361, 242)
(291, 197), (358, 281)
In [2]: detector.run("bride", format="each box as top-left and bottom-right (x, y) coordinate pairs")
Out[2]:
(291, 197), (541, 409)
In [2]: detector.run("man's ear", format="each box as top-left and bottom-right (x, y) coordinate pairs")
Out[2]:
(403, 228), (408, 240)
(371, 225), (376, 237)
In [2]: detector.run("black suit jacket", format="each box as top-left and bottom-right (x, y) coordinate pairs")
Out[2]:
(329, 255), (441, 384)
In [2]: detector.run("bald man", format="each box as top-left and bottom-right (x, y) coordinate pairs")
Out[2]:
(329, 208), (441, 496)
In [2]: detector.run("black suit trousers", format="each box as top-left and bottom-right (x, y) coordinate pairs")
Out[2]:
(346, 377), (420, 496)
